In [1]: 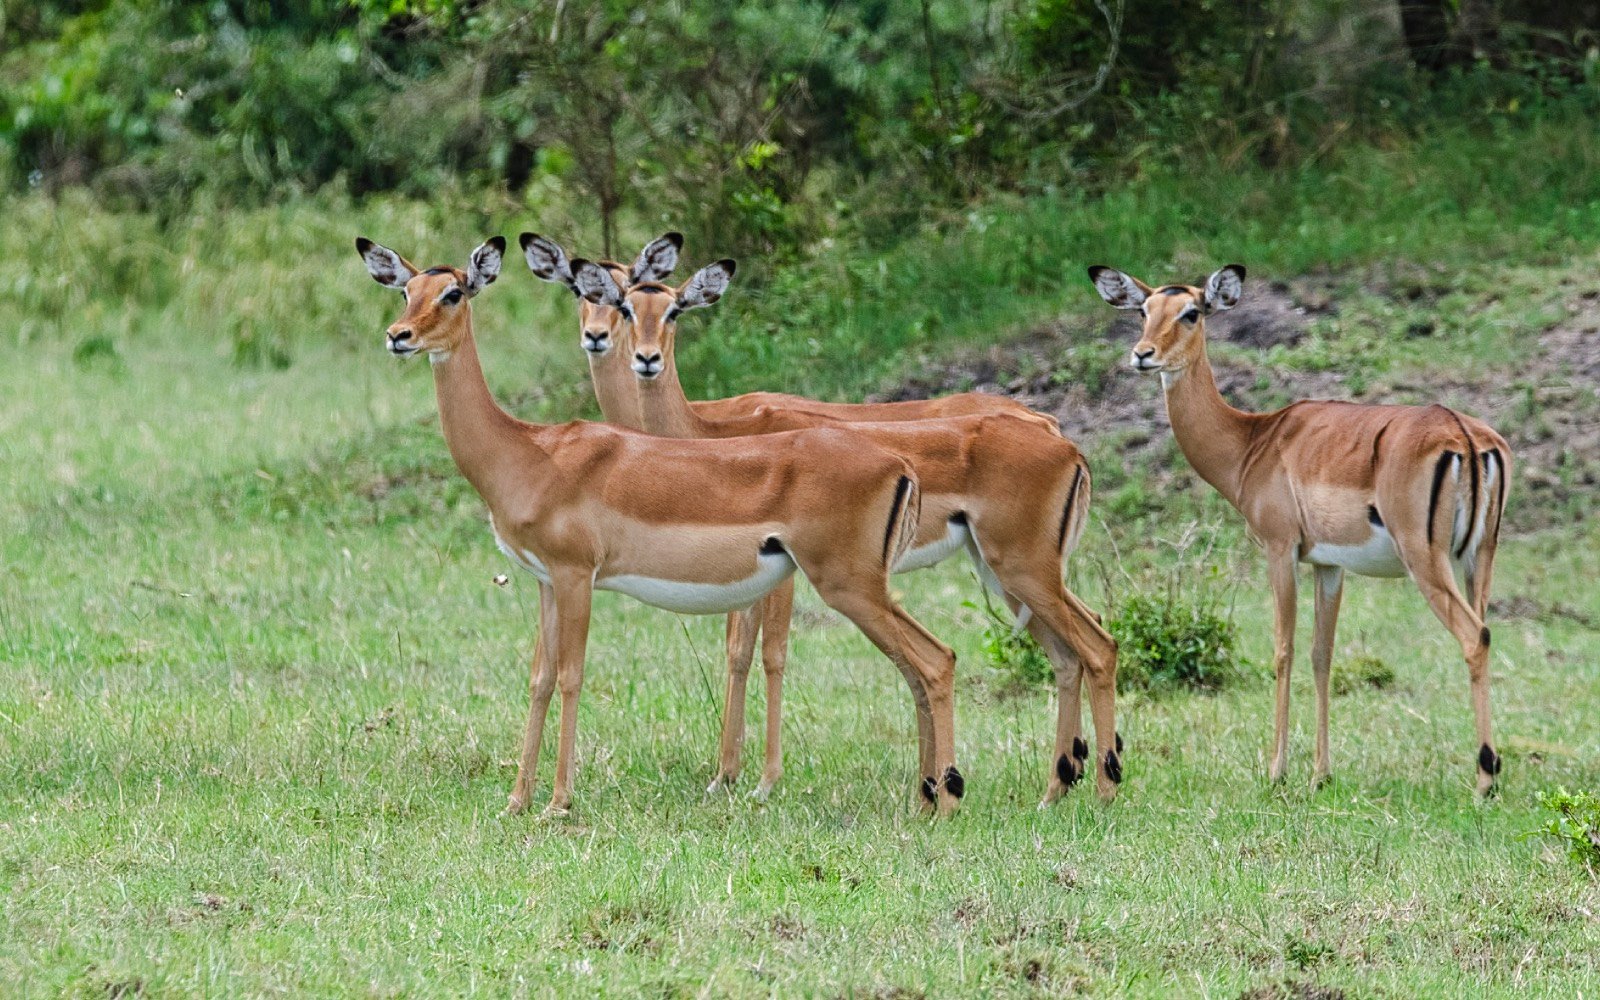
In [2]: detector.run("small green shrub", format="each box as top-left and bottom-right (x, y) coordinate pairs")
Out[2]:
(1533, 788), (1600, 869)
(1108, 593), (1239, 693)
(969, 594), (1052, 687)
(1332, 654), (1396, 696)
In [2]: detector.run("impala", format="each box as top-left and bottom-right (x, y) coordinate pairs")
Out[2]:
(354, 235), (967, 816)
(1089, 263), (1510, 793)
(528, 237), (1122, 802)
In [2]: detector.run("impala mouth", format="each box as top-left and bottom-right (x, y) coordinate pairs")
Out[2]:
(632, 360), (664, 378)
(582, 334), (611, 354)
(387, 339), (419, 357)
(1129, 354), (1165, 373)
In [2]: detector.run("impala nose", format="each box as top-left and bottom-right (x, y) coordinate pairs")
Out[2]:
(1130, 346), (1160, 371)
(633, 351), (663, 378)
(582, 329), (610, 353)
(387, 328), (416, 354)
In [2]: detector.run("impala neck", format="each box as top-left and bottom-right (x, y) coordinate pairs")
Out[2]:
(1159, 334), (1255, 508)
(633, 342), (713, 440)
(587, 347), (644, 431)
(429, 320), (539, 506)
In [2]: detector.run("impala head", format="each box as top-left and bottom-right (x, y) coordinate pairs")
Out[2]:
(521, 232), (682, 358)
(1088, 264), (1245, 374)
(356, 236), (505, 359)
(570, 255), (737, 380)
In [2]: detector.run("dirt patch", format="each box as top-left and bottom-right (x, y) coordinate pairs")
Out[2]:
(1238, 983), (1347, 1000)
(876, 275), (1600, 531)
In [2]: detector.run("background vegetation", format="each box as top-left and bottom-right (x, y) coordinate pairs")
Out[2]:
(3, 1), (1599, 996)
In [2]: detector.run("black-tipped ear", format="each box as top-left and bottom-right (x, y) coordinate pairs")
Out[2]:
(1087, 265), (1149, 310)
(678, 259), (737, 311)
(357, 237), (417, 290)
(465, 237), (505, 297)
(521, 232), (578, 291)
(571, 258), (625, 307)
(1201, 264), (1245, 314)
(630, 232), (685, 285)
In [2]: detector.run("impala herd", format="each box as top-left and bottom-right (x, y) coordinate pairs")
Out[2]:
(355, 231), (1512, 817)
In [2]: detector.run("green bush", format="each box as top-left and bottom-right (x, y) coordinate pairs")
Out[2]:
(1107, 593), (1239, 694)
(1533, 788), (1600, 870)
(1332, 654), (1396, 696)
(969, 594), (1052, 688)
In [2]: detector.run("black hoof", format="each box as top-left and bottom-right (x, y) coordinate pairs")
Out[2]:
(1072, 736), (1088, 762)
(943, 765), (966, 799)
(1056, 753), (1080, 787)
(920, 776), (937, 803)
(1104, 749), (1123, 784)
(1478, 743), (1502, 776)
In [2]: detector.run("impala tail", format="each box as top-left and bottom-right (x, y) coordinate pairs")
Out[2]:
(1426, 410), (1509, 564)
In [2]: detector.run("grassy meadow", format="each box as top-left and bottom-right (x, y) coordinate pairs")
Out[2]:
(4, 124), (1600, 997)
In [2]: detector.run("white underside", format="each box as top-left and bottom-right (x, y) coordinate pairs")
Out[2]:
(597, 551), (797, 615)
(1302, 526), (1408, 578)
(894, 517), (971, 573)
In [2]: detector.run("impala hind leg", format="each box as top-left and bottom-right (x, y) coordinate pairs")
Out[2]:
(546, 574), (594, 817)
(1401, 545), (1497, 794)
(1266, 545), (1299, 783)
(754, 578), (796, 800)
(508, 582), (558, 815)
(709, 602), (761, 794)
(816, 584), (959, 815)
(1310, 566), (1344, 787)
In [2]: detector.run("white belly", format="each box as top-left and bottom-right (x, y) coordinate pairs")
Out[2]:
(597, 550), (797, 615)
(1302, 526), (1407, 578)
(895, 517), (971, 573)
(495, 533), (552, 584)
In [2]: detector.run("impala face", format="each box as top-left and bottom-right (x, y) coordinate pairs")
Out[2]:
(521, 232), (683, 360)
(570, 257), (737, 380)
(357, 236), (505, 358)
(1087, 264), (1245, 374)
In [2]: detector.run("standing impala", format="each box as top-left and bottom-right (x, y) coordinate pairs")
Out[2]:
(1089, 264), (1510, 793)
(353, 235), (968, 816)
(527, 237), (1122, 803)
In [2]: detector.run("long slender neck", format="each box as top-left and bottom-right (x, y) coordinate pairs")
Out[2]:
(429, 320), (539, 507)
(586, 347), (644, 430)
(1160, 335), (1256, 508)
(633, 341), (715, 440)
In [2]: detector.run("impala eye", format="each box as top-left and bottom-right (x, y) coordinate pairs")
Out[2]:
(1180, 306), (1200, 323)
(665, 306), (681, 323)
(442, 288), (464, 305)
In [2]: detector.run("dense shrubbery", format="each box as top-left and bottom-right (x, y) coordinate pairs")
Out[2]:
(3, 1), (1597, 256)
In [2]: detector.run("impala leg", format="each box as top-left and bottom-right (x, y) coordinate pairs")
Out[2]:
(546, 574), (594, 817)
(507, 582), (558, 815)
(1026, 620), (1083, 798)
(1404, 547), (1497, 795)
(817, 585), (957, 814)
(1310, 566), (1344, 787)
(754, 577), (795, 800)
(1266, 546), (1299, 784)
(709, 602), (761, 794)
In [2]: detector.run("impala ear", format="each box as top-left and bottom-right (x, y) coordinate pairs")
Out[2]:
(1086, 266), (1151, 310)
(356, 237), (418, 290)
(571, 259), (625, 307)
(520, 233), (577, 292)
(1201, 264), (1246, 313)
(465, 236), (506, 297)
(677, 259), (737, 311)
(630, 232), (683, 285)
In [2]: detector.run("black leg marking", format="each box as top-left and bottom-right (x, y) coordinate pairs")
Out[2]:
(1104, 750), (1123, 784)
(1480, 626), (1490, 647)
(1427, 450), (1457, 546)
(1478, 743), (1501, 776)
(920, 776), (937, 803)
(1072, 736), (1088, 762)
(1056, 753), (1080, 786)
(1115, 731), (1124, 755)
(943, 765), (965, 799)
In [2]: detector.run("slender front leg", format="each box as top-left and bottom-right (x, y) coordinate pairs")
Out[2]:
(1310, 566), (1344, 787)
(754, 577), (795, 800)
(507, 582), (557, 814)
(709, 602), (761, 793)
(546, 573), (594, 817)
(1266, 545), (1299, 783)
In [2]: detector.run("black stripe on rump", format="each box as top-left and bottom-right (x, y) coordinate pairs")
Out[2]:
(1056, 466), (1085, 553)
(1447, 411), (1480, 558)
(883, 475), (913, 565)
(1427, 450), (1458, 547)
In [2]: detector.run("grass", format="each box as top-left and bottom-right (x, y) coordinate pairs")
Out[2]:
(4, 121), (1600, 996)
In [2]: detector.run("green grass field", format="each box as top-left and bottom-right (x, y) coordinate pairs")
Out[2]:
(4, 130), (1600, 996)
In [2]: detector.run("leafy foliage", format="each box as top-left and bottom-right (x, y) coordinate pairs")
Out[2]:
(1534, 788), (1600, 870)
(1107, 593), (1240, 693)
